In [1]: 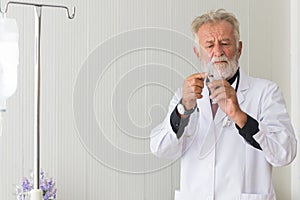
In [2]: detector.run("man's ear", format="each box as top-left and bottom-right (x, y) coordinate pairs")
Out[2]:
(193, 46), (200, 59)
(237, 41), (242, 59)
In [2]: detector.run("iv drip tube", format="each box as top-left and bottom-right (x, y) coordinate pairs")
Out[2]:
(1, 2), (75, 200)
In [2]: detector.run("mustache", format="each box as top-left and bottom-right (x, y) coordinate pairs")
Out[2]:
(211, 56), (228, 63)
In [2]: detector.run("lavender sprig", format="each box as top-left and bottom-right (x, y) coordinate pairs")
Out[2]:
(16, 170), (57, 200)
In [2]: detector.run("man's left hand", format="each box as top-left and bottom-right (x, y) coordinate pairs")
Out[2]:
(207, 80), (247, 128)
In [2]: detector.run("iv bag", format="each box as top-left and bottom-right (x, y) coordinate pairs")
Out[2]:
(0, 17), (19, 111)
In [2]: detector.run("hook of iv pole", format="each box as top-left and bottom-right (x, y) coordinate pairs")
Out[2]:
(0, 1), (76, 19)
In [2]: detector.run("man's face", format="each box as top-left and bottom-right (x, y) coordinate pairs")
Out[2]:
(196, 20), (242, 79)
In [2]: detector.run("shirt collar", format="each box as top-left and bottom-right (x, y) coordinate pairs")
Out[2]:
(227, 68), (239, 85)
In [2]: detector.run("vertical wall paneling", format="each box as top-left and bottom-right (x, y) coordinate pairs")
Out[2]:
(291, 0), (300, 199)
(0, 0), (294, 199)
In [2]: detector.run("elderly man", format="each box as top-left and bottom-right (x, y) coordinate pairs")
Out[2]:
(150, 9), (297, 200)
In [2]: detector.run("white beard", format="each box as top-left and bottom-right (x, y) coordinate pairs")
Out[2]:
(212, 55), (239, 80)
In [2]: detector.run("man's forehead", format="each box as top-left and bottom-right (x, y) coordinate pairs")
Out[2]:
(197, 22), (235, 43)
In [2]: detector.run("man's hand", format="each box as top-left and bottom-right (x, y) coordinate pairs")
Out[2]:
(207, 80), (247, 128)
(182, 73), (207, 110)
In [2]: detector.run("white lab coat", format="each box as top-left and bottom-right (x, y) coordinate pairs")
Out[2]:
(150, 69), (297, 200)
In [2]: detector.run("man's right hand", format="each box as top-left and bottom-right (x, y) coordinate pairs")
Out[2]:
(182, 72), (207, 110)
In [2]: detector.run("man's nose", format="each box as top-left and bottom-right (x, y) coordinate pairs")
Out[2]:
(213, 44), (224, 57)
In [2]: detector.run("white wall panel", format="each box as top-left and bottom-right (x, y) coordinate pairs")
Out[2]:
(291, 0), (300, 199)
(0, 0), (294, 200)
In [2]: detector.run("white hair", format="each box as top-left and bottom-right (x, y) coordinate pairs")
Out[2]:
(191, 9), (240, 47)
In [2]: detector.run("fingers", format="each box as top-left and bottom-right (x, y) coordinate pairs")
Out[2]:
(186, 72), (207, 81)
(191, 85), (204, 99)
(207, 80), (232, 102)
(182, 73), (207, 109)
(189, 79), (205, 89)
(184, 73), (206, 92)
(207, 80), (240, 115)
(185, 73), (207, 90)
(206, 79), (226, 90)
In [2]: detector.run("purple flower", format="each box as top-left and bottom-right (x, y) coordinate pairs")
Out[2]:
(21, 178), (33, 192)
(16, 170), (57, 200)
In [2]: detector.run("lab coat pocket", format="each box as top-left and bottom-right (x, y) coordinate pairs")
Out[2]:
(240, 193), (276, 200)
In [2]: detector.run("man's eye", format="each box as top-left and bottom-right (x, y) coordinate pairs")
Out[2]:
(206, 45), (213, 48)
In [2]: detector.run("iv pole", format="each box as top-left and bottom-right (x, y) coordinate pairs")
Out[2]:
(1, 2), (75, 200)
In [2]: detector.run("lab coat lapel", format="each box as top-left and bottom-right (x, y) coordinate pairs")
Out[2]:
(236, 69), (249, 105)
(197, 86), (216, 158)
(198, 86), (213, 122)
(214, 106), (226, 125)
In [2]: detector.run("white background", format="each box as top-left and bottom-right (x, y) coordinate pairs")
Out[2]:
(0, 0), (299, 199)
